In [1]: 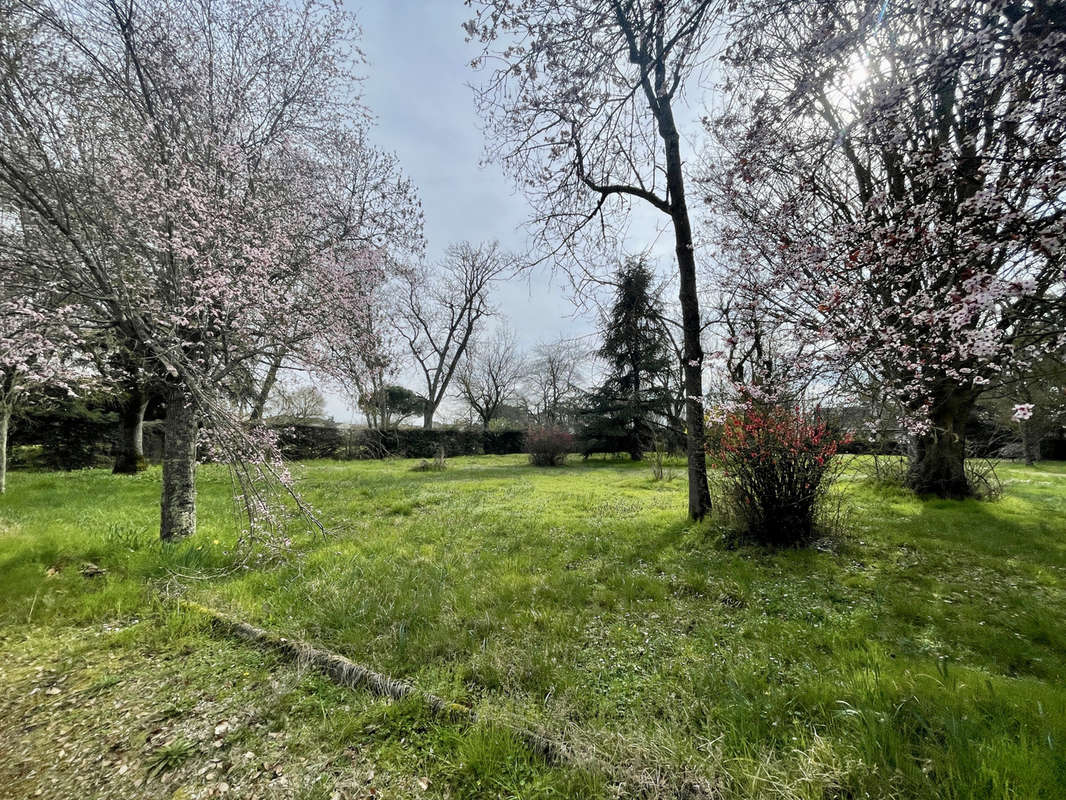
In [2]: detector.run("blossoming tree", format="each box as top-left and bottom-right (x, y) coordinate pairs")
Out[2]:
(245, 131), (424, 423)
(706, 0), (1066, 497)
(0, 295), (81, 494)
(0, 0), (399, 538)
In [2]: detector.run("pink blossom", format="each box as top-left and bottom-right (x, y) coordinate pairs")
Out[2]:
(1012, 403), (1035, 422)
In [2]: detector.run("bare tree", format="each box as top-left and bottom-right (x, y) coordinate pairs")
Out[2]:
(396, 241), (512, 429)
(266, 384), (326, 423)
(522, 340), (587, 428)
(466, 0), (722, 519)
(456, 326), (526, 430)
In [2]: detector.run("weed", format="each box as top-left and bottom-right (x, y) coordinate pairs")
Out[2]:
(144, 737), (197, 780)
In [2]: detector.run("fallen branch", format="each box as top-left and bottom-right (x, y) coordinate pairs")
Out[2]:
(177, 600), (466, 715)
(175, 599), (715, 799)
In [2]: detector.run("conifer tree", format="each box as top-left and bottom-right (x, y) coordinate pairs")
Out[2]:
(580, 260), (675, 460)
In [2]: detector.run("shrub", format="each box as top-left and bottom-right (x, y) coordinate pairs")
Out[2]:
(649, 437), (676, 481)
(857, 452), (909, 488)
(708, 403), (847, 547)
(965, 456), (1003, 500)
(526, 426), (573, 466)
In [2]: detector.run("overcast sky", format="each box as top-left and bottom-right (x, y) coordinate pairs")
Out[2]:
(320, 1), (684, 423)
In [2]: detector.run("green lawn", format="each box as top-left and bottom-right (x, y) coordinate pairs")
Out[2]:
(1, 456), (1064, 799)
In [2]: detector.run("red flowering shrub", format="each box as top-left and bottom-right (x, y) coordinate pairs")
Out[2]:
(708, 404), (848, 547)
(526, 426), (573, 466)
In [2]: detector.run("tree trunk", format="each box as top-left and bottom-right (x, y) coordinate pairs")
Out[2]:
(423, 405), (435, 430)
(1020, 421), (1039, 466)
(113, 386), (149, 474)
(906, 391), (974, 498)
(0, 404), (9, 496)
(658, 107), (712, 520)
(250, 352), (284, 422)
(676, 243), (712, 520)
(630, 356), (643, 461)
(160, 386), (198, 541)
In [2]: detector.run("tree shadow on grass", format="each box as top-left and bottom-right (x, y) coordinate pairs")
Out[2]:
(854, 484), (1066, 681)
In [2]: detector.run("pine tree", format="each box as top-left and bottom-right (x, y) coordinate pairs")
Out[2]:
(579, 260), (676, 460)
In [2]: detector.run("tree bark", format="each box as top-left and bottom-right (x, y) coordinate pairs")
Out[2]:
(676, 240), (713, 520)
(906, 390), (974, 498)
(160, 385), (198, 540)
(658, 109), (712, 520)
(1020, 421), (1039, 466)
(423, 405), (435, 430)
(249, 352), (284, 422)
(629, 348), (643, 462)
(0, 404), (9, 496)
(113, 385), (149, 474)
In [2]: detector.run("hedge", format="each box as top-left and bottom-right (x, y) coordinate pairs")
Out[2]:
(231, 424), (527, 462)
(10, 401), (118, 470)
(340, 427), (525, 460)
(274, 423), (344, 461)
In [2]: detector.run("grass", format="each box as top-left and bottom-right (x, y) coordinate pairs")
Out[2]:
(1, 455), (1065, 798)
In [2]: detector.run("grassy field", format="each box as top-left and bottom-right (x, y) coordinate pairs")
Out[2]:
(1, 455), (1064, 799)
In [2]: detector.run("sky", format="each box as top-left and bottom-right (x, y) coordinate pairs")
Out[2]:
(320, 1), (685, 423)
